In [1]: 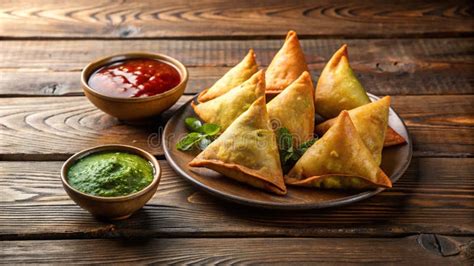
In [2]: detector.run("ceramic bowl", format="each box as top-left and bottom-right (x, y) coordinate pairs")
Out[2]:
(61, 144), (161, 220)
(81, 52), (188, 120)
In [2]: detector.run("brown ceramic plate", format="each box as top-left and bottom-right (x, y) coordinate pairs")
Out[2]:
(163, 94), (412, 209)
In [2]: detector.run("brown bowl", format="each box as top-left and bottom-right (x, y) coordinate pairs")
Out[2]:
(61, 145), (161, 220)
(81, 52), (188, 120)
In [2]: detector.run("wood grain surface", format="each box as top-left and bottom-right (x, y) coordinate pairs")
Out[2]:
(1, 236), (473, 264)
(1, 158), (473, 239)
(1, 38), (473, 96)
(1, 0), (473, 263)
(1, 95), (472, 159)
(1, 0), (473, 39)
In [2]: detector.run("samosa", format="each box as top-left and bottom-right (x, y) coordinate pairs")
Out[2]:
(266, 31), (309, 94)
(285, 111), (392, 189)
(198, 49), (258, 102)
(315, 96), (390, 165)
(192, 70), (265, 131)
(267, 71), (315, 146)
(315, 44), (406, 147)
(315, 44), (370, 119)
(189, 97), (287, 195)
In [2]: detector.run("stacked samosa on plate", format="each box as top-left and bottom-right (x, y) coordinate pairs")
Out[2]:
(198, 49), (258, 102)
(265, 31), (310, 95)
(193, 70), (265, 131)
(316, 96), (391, 165)
(285, 111), (392, 189)
(188, 31), (407, 195)
(189, 96), (287, 195)
(267, 71), (315, 146)
(315, 45), (406, 147)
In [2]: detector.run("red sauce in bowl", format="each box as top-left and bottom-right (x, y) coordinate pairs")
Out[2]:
(88, 58), (181, 98)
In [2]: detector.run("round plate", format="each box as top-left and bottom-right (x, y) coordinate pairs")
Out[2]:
(163, 94), (412, 209)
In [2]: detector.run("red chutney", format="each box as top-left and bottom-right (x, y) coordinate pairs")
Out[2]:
(88, 58), (181, 98)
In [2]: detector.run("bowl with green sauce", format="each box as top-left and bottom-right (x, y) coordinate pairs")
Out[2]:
(61, 145), (161, 220)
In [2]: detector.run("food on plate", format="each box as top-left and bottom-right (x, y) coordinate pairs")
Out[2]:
(276, 127), (317, 173)
(384, 127), (407, 147)
(189, 97), (287, 195)
(285, 111), (392, 189)
(198, 49), (258, 102)
(88, 58), (181, 98)
(174, 35), (409, 197)
(67, 151), (154, 197)
(265, 31), (309, 94)
(176, 117), (221, 151)
(314, 45), (406, 147)
(192, 70), (265, 131)
(267, 71), (315, 147)
(315, 96), (391, 165)
(314, 44), (370, 118)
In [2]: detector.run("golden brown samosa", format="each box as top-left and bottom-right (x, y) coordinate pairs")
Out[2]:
(384, 127), (407, 147)
(192, 70), (265, 131)
(315, 44), (371, 119)
(189, 97), (287, 195)
(198, 49), (258, 102)
(266, 31), (309, 95)
(285, 111), (392, 189)
(315, 97), (406, 148)
(267, 71), (315, 146)
(315, 96), (390, 165)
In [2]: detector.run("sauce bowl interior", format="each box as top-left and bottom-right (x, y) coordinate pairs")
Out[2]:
(61, 144), (161, 202)
(81, 52), (188, 103)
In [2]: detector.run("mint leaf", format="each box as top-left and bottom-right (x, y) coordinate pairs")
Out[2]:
(277, 127), (293, 151)
(185, 117), (202, 132)
(276, 127), (319, 173)
(178, 117), (222, 152)
(176, 132), (204, 151)
(198, 123), (220, 136)
(297, 138), (317, 156)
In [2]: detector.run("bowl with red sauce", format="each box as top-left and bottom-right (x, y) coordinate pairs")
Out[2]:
(81, 52), (188, 120)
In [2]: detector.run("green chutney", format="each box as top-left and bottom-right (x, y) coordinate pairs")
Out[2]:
(67, 151), (154, 197)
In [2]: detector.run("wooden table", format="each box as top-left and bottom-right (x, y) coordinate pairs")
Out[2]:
(1, 1), (473, 264)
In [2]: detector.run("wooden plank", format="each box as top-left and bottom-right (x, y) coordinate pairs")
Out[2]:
(0, 95), (472, 159)
(0, 0), (472, 39)
(3, 39), (473, 69)
(1, 236), (472, 264)
(0, 96), (192, 160)
(0, 158), (473, 239)
(1, 38), (473, 96)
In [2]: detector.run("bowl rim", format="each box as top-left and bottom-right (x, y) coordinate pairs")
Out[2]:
(81, 52), (188, 103)
(60, 144), (161, 202)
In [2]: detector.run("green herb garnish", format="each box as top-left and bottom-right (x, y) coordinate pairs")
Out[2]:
(276, 128), (318, 172)
(176, 117), (221, 151)
(184, 117), (202, 132)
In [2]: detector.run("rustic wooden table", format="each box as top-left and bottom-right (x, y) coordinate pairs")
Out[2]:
(1, 1), (473, 264)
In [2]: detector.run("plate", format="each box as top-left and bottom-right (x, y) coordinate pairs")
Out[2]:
(163, 93), (413, 209)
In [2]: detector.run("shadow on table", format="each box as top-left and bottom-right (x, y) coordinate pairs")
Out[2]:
(104, 159), (423, 238)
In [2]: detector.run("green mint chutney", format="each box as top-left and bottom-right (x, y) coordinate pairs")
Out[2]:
(67, 152), (154, 197)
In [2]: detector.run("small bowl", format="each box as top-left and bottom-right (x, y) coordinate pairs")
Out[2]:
(61, 144), (161, 220)
(81, 52), (188, 120)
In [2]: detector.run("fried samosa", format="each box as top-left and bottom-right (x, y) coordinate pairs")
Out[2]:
(192, 70), (265, 131)
(315, 96), (390, 165)
(189, 97), (287, 195)
(267, 71), (315, 146)
(285, 111), (392, 189)
(384, 127), (407, 147)
(266, 31), (309, 94)
(315, 97), (406, 148)
(198, 49), (258, 102)
(315, 44), (370, 119)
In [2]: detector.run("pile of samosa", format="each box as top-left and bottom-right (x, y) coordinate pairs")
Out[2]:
(188, 31), (406, 195)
